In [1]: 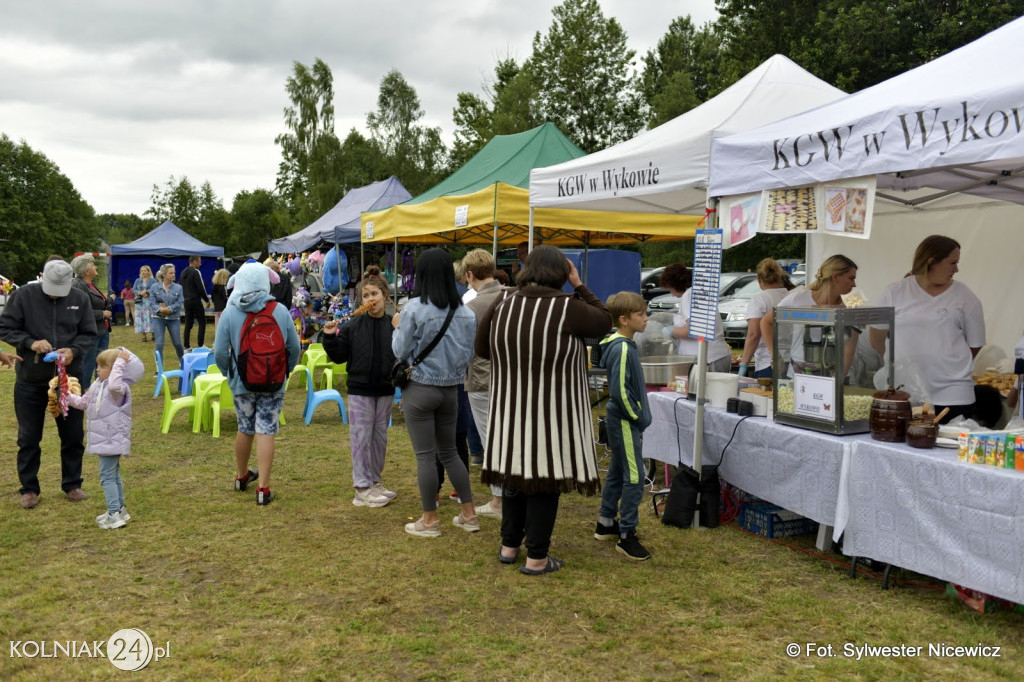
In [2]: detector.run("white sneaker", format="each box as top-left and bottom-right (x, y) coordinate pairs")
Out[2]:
(95, 507), (131, 523)
(371, 483), (397, 500)
(474, 501), (502, 520)
(97, 512), (126, 530)
(353, 488), (390, 508)
(453, 513), (481, 532)
(405, 517), (441, 537)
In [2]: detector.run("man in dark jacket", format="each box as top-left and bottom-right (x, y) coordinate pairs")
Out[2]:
(180, 255), (210, 350)
(0, 260), (97, 509)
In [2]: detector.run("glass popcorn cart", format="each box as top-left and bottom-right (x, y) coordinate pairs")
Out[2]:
(772, 306), (894, 435)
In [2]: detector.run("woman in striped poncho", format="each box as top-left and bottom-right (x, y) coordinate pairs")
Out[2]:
(475, 245), (611, 575)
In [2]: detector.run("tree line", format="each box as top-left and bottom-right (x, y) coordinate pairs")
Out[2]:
(2, 0), (1021, 284)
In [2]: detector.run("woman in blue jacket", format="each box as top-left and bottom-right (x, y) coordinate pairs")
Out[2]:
(148, 263), (186, 368)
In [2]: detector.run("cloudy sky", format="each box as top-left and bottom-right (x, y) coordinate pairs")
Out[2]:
(0, 0), (717, 216)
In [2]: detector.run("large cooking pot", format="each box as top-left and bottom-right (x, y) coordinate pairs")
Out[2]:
(870, 386), (912, 442)
(640, 355), (696, 386)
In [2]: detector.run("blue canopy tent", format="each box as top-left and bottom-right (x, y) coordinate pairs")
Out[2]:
(268, 176), (412, 297)
(267, 176), (412, 253)
(110, 221), (224, 300)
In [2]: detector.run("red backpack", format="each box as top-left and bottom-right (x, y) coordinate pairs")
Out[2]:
(230, 302), (288, 392)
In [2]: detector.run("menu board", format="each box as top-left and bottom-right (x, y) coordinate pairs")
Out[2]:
(689, 228), (722, 340)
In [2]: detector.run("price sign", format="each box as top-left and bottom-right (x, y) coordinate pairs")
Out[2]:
(689, 228), (722, 339)
(793, 374), (837, 421)
(454, 204), (469, 227)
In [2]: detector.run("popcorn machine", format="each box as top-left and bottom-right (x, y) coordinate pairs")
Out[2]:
(772, 306), (895, 435)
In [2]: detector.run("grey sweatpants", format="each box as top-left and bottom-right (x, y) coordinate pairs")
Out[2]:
(402, 382), (474, 511)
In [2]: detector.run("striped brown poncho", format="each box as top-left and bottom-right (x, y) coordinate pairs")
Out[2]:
(475, 284), (611, 495)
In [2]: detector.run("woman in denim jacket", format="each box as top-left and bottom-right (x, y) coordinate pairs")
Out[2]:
(148, 263), (186, 368)
(392, 248), (477, 538)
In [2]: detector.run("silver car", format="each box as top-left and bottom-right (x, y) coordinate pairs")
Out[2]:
(720, 273), (805, 343)
(645, 272), (757, 317)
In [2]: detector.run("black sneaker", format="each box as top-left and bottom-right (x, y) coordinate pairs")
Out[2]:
(235, 469), (258, 492)
(616, 530), (652, 561)
(594, 520), (620, 541)
(257, 488), (275, 506)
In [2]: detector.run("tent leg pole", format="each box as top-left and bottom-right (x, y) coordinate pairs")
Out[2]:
(528, 207), (534, 251)
(335, 244), (342, 297)
(692, 339), (708, 529)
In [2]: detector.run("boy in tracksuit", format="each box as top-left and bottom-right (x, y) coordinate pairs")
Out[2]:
(594, 292), (653, 561)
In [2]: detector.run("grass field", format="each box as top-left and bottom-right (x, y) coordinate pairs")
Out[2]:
(1, 324), (1022, 680)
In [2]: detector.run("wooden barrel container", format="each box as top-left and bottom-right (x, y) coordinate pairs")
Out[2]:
(870, 387), (912, 442)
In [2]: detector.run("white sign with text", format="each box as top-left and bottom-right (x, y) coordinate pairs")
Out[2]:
(793, 374), (836, 421)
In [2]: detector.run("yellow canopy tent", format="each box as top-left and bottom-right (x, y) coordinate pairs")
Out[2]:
(361, 182), (699, 246)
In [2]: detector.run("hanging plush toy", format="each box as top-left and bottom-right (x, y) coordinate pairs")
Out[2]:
(46, 354), (81, 418)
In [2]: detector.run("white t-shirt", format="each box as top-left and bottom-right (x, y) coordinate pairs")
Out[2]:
(776, 287), (816, 371)
(674, 289), (732, 364)
(746, 287), (791, 371)
(873, 278), (985, 406)
(461, 288), (477, 304)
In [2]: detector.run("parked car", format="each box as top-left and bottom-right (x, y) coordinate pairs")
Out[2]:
(640, 267), (667, 300)
(646, 292), (680, 315)
(645, 272), (759, 317)
(719, 272), (805, 342)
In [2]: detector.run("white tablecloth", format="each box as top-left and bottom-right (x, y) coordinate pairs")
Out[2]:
(645, 392), (848, 526)
(646, 391), (1024, 601)
(842, 438), (1024, 604)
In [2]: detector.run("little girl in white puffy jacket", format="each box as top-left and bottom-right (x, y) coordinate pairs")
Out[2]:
(66, 347), (145, 530)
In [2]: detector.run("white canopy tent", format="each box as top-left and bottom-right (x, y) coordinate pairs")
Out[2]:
(708, 16), (1024, 354)
(529, 56), (848, 533)
(529, 55), (845, 216)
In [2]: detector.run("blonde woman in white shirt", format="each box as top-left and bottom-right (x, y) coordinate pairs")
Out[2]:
(761, 255), (859, 376)
(869, 235), (985, 424)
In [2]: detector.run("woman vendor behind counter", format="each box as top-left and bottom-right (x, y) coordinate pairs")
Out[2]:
(737, 258), (793, 379)
(869, 235), (985, 425)
(761, 255), (860, 378)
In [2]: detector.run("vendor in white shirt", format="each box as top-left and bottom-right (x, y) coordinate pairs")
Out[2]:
(737, 258), (794, 379)
(761, 255), (860, 377)
(660, 263), (733, 373)
(869, 235), (985, 425)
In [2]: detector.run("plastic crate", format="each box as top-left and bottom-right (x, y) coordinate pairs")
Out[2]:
(738, 503), (818, 539)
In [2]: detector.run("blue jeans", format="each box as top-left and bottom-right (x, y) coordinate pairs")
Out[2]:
(81, 330), (110, 390)
(151, 315), (184, 368)
(753, 366), (773, 379)
(98, 455), (124, 515)
(598, 414), (645, 532)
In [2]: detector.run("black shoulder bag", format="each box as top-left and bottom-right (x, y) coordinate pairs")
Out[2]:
(390, 307), (457, 388)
